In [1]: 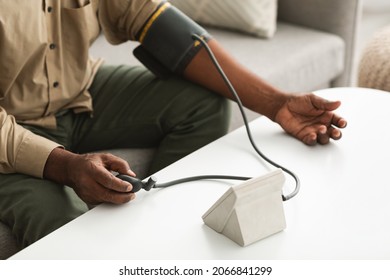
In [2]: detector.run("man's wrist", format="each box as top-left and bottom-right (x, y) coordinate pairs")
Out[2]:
(43, 147), (76, 185)
(270, 91), (290, 122)
(252, 88), (289, 122)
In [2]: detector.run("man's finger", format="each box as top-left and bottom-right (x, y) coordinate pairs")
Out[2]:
(302, 132), (317, 146)
(311, 94), (341, 111)
(100, 188), (136, 204)
(102, 153), (137, 177)
(329, 126), (343, 141)
(332, 114), (348, 128)
(95, 169), (133, 193)
(317, 131), (330, 145)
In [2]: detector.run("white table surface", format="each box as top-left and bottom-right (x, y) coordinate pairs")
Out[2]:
(11, 87), (390, 260)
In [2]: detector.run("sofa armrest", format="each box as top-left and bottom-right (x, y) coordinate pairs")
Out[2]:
(278, 0), (363, 87)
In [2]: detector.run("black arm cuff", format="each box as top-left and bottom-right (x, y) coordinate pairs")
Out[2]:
(135, 3), (211, 76)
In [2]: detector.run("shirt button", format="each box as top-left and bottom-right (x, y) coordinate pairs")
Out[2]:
(48, 6), (53, 13)
(53, 81), (59, 88)
(49, 43), (56, 50)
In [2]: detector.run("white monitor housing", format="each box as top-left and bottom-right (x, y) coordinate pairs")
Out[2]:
(202, 169), (286, 246)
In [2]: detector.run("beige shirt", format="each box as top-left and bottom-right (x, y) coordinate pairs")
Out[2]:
(0, 0), (162, 178)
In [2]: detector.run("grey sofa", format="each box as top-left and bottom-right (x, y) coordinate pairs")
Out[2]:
(0, 0), (362, 259)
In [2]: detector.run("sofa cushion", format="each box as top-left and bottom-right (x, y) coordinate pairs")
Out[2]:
(209, 22), (345, 93)
(358, 25), (390, 92)
(169, 0), (277, 38)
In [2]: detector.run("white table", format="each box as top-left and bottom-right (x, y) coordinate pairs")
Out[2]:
(11, 87), (390, 260)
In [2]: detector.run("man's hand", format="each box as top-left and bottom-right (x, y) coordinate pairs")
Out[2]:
(274, 93), (348, 145)
(44, 148), (136, 205)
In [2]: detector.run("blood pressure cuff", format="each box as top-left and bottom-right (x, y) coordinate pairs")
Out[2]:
(134, 2), (211, 78)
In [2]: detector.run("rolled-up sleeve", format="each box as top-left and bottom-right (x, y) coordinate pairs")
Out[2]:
(98, 0), (163, 44)
(0, 107), (61, 178)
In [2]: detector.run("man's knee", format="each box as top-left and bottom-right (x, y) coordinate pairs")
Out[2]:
(0, 175), (88, 248)
(22, 185), (87, 246)
(199, 92), (231, 138)
(148, 83), (231, 173)
(169, 81), (231, 136)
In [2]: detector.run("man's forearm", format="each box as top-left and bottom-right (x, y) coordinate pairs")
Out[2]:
(183, 39), (289, 121)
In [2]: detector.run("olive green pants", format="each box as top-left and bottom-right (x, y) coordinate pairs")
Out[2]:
(0, 65), (230, 249)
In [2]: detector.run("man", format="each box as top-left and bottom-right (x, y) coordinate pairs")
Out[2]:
(0, 0), (347, 249)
